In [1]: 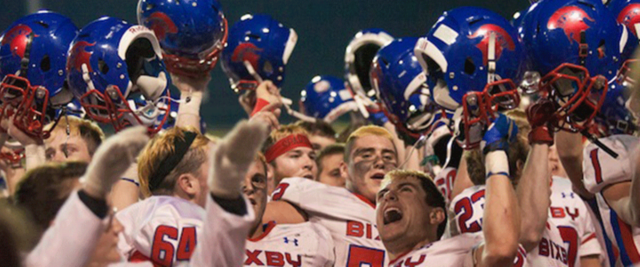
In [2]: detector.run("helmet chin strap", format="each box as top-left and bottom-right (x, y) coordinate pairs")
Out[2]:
(17, 33), (34, 78)
(487, 32), (497, 85)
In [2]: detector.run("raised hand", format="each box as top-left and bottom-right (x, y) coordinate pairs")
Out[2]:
(82, 126), (150, 199)
(208, 119), (269, 199)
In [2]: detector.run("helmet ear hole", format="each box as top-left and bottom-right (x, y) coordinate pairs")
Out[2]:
(597, 39), (606, 58)
(464, 57), (475, 75)
(98, 59), (109, 74)
(40, 55), (51, 72)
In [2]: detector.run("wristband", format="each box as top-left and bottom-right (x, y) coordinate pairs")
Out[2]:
(485, 150), (510, 179)
(121, 162), (139, 186)
(251, 98), (271, 117)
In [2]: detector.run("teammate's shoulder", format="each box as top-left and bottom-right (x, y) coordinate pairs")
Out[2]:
(583, 135), (638, 194)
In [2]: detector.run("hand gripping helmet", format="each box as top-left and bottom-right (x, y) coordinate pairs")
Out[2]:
(371, 37), (447, 139)
(415, 7), (525, 148)
(521, 0), (626, 132)
(220, 14), (297, 93)
(0, 11), (78, 138)
(344, 28), (394, 100)
(608, 0), (640, 86)
(67, 17), (172, 134)
(298, 75), (359, 123)
(137, 0), (227, 77)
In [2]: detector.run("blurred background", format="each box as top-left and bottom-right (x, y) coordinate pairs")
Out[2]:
(0, 0), (528, 132)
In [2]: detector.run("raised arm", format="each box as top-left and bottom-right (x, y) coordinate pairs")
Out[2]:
(172, 73), (210, 131)
(191, 119), (268, 266)
(555, 130), (593, 198)
(26, 126), (149, 267)
(517, 100), (554, 251)
(476, 114), (520, 267)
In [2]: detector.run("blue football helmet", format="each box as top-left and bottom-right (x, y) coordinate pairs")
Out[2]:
(345, 28), (394, 100)
(415, 7), (525, 148)
(220, 14), (297, 93)
(137, 0), (227, 77)
(608, 0), (640, 86)
(0, 11), (78, 138)
(371, 37), (447, 139)
(521, 0), (625, 132)
(298, 75), (359, 123)
(67, 17), (172, 134)
(595, 80), (636, 135)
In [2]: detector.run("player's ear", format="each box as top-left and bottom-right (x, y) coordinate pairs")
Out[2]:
(339, 161), (349, 181)
(176, 173), (197, 196)
(429, 207), (446, 226)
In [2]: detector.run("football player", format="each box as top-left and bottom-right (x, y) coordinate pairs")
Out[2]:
(315, 143), (347, 187)
(263, 125), (397, 266)
(520, 0), (640, 265)
(243, 152), (335, 266)
(377, 114), (521, 266)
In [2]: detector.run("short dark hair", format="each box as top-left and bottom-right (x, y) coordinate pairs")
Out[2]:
(385, 169), (447, 239)
(13, 162), (87, 235)
(294, 120), (336, 139)
(48, 116), (105, 156)
(316, 143), (345, 176)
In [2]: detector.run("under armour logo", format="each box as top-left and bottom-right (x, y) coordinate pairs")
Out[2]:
(284, 237), (299, 246)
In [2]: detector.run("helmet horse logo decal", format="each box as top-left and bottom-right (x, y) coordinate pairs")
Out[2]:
(468, 24), (516, 65)
(67, 41), (96, 73)
(147, 12), (178, 41)
(1, 24), (37, 58)
(618, 4), (640, 36)
(231, 42), (264, 71)
(548, 6), (595, 44)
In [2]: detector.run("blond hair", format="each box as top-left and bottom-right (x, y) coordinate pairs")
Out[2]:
(46, 116), (105, 156)
(262, 124), (311, 153)
(344, 125), (395, 162)
(138, 126), (210, 198)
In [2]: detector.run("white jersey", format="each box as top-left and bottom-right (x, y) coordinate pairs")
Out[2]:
(549, 177), (602, 266)
(433, 166), (458, 207)
(116, 196), (205, 266)
(449, 185), (486, 236)
(244, 222), (335, 266)
(273, 177), (387, 266)
(389, 233), (481, 267)
(448, 183), (596, 266)
(583, 135), (640, 266)
(26, 191), (254, 267)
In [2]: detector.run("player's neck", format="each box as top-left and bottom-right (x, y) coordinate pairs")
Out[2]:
(249, 221), (265, 239)
(388, 238), (434, 261)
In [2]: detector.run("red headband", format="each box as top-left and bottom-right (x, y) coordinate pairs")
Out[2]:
(265, 134), (313, 163)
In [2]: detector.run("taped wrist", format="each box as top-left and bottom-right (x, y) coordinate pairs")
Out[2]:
(178, 91), (203, 117)
(485, 150), (510, 179)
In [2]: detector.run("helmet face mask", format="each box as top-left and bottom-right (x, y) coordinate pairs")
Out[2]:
(538, 63), (608, 132)
(0, 11), (78, 138)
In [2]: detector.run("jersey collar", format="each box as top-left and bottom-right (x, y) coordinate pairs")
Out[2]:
(248, 221), (277, 242)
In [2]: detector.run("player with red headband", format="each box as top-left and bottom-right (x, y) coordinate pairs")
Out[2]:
(262, 124), (398, 266)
